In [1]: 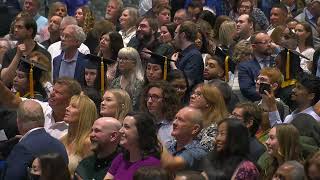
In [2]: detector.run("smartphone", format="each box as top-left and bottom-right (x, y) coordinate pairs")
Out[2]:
(259, 83), (271, 95)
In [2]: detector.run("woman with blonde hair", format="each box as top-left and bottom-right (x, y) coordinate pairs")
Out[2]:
(219, 20), (237, 48)
(258, 124), (302, 180)
(111, 47), (144, 110)
(61, 94), (98, 175)
(100, 88), (132, 121)
(189, 83), (229, 151)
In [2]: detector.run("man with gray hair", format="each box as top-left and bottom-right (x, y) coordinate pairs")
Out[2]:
(4, 100), (68, 180)
(47, 16), (90, 59)
(105, 0), (123, 29)
(75, 117), (121, 180)
(273, 160), (306, 180)
(295, 0), (320, 48)
(161, 106), (207, 171)
(52, 24), (88, 86)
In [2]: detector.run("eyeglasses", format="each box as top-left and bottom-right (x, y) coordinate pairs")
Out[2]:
(145, 94), (163, 101)
(117, 57), (134, 62)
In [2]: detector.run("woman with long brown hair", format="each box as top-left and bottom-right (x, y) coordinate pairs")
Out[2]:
(258, 124), (302, 180)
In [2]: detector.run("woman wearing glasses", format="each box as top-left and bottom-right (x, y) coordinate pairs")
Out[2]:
(189, 83), (229, 152)
(111, 47), (144, 110)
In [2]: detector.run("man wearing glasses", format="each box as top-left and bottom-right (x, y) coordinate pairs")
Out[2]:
(238, 31), (276, 102)
(52, 24), (88, 86)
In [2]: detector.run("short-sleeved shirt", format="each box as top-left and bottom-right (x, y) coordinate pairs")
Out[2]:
(108, 153), (160, 180)
(166, 139), (208, 169)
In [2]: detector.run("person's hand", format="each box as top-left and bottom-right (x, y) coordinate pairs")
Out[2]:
(171, 52), (179, 62)
(261, 89), (277, 112)
(16, 44), (27, 57)
(140, 48), (151, 60)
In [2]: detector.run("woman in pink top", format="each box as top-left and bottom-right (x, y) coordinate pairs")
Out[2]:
(104, 112), (161, 180)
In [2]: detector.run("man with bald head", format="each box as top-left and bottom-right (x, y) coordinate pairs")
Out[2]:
(4, 100), (68, 180)
(75, 117), (121, 180)
(161, 107), (207, 171)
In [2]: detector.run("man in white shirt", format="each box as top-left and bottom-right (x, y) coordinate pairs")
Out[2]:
(47, 16), (90, 59)
(0, 77), (82, 139)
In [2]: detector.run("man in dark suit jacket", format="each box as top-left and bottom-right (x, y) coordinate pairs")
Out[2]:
(238, 32), (275, 101)
(3, 100), (68, 180)
(52, 24), (88, 85)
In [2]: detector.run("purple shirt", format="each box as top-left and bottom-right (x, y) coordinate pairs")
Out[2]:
(108, 153), (160, 180)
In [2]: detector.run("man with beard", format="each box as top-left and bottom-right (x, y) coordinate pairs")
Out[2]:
(105, 0), (123, 30)
(267, 73), (320, 123)
(41, 15), (62, 49)
(170, 21), (204, 89)
(52, 24), (88, 85)
(128, 17), (174, 68)
(1, 16), (51, 87)
(75, 117), (121, 180)
(238, 32), (275, 101)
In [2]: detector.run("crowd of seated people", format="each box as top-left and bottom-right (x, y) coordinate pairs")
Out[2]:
(1, 0), (320, 180)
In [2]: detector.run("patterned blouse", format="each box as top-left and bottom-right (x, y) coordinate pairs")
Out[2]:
(197, 123), (218, 152)
(111, 76), (144, 110)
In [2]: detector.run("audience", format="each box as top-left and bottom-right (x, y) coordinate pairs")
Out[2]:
(1, 1), (320, 179)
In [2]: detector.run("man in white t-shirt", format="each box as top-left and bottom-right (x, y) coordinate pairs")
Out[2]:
(0, 77), (82, 139)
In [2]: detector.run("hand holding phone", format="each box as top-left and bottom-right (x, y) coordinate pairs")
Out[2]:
(259, 83), (271, 95)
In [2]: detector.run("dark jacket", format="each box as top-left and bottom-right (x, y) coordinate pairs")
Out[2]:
(3, 128), (68, 180)
(52, 51), (88, 86)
